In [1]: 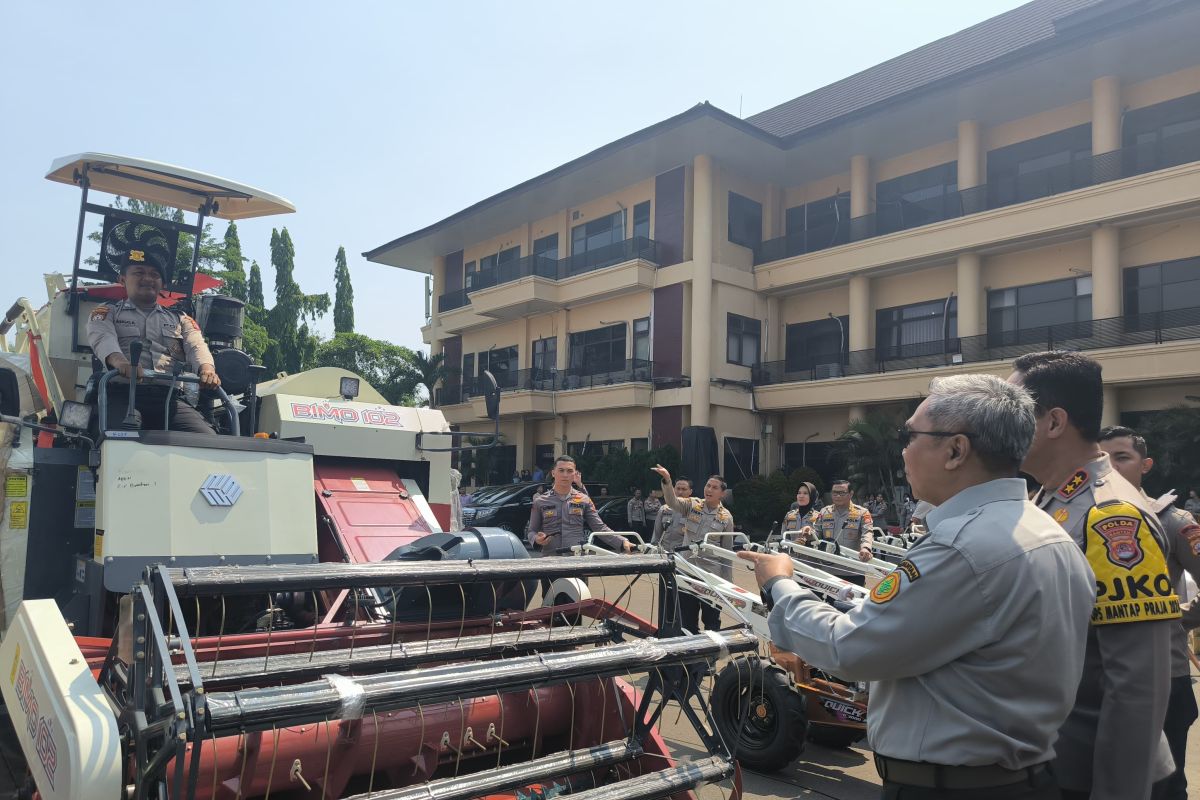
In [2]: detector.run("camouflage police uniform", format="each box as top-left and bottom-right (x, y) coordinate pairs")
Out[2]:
(526, 488), (624, 554)
(1035, 453), (1179, 800)
(87, 298), (216, 433)
(1147, 490), (1200, 800)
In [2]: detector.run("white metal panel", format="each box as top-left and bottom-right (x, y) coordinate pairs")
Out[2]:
(0, 600), (120, 800)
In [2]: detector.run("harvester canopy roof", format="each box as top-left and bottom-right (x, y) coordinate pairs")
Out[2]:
(46, 153), (295, 220)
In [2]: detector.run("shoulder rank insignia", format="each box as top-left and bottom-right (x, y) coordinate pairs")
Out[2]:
(1058, 470), (1089, 500)
(89, 306), (110, 321)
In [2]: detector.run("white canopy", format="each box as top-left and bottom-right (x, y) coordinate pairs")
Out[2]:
(46, 153), (295, 220)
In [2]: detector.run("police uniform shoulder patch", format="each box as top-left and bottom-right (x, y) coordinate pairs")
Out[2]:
(180, 313), (200, 331)
(870, 571), (902, 604)
(1180, 523), (1200, 557)
(1058, 470), (1090, 500)
(89, 306), (110, 321)
(897, 559), (921, 582)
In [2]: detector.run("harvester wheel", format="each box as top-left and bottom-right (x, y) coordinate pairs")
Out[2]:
(711, 656), (806, 772)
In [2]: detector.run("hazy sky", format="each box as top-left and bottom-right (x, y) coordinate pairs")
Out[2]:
(1, 1), (1026, 353)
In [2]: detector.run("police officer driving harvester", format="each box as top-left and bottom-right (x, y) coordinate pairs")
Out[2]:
(86, 229), (220, 433)
(741, 374), (1095, 799)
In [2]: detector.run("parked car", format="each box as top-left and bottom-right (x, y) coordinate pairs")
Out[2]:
(462, 483), (548, 534)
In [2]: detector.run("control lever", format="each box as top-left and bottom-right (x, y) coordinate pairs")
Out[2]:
(164, 360), (184, 431)
(121, 340), (143, 430)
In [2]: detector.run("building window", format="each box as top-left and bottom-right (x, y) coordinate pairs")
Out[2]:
(571, 211), (624, 257)
(876, 298), (958, 360)
(478, 246), (521, 285)
(1125, 257), (1200, 320)
(784, 194), (851, 255)
(463, 260), (477, 289)
(726, 314), (761, 367)
(633, 317), (650, 364)
(630, 438), (649, 453)
(478, 346), (519, 388)
(1123, 92), (1200, 175)
(727, 192), (763, 250)
(567, 440), (625, 458)
(988, 276), (1092, 345)
(462, 353), (475, 385)
(632, 201), (651, 240)
(569, 324), (626, 376)
(987, 125), (1092, 208)
(532, 234), (558, 260)
(531, 337), (557, 389)
(723, 437), (759, 486)
(785, 316), (848, 375)
(876, 162), (958, 235)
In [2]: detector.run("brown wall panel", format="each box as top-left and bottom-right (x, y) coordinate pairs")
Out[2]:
(443, 250), (464, 292)
(652, 406), (684, 451)
(654, 167), (686, 266)
(653, 283), (684, 379)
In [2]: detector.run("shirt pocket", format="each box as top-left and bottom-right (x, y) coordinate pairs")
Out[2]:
(162, 322), (185, 357)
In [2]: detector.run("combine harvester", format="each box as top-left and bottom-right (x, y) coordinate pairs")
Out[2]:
(0, 155), (752, 800)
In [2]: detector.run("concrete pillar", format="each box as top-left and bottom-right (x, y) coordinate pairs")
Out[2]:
(763, 414), (783, 475)
(555, 309), (569, 370)
(1091, 225), (1121, 319)
(1092, 77), (1122, 155)
(956, 253), (983, 337)
(554, 415), (567, 457)
(690, 154), (714, 428)
(850, 155), (872, 218)
(848, 274), (872, 352)
(957, 121), (983, 188)
(765, 296), (782, 362)
(763, 183), (784, 240)
(1102, 385), (1120, 428)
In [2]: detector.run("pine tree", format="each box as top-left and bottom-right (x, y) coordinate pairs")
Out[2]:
(247, 260), (265, 308)
(332, 246), (355, 334)
(220, 222), (247, 301)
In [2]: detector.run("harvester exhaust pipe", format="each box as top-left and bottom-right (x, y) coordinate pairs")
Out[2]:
(120, 339), (143, 430)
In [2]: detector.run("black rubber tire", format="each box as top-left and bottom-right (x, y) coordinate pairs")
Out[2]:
(808, 724), (865, 749)
(711, 656), (807, 772)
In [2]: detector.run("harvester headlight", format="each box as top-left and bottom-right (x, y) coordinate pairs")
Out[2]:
(59, 400), (92, 431)
(339, 377), (360, 401)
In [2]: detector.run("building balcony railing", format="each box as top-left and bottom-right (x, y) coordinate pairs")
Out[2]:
(752, 306), (1200, 386)
(436, 359), (658, 405)
(753, 132), (1200, 267)
(439, 237), (662, 311)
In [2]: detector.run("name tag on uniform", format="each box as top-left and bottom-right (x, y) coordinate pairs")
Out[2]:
(163, 322), (182, 337)
(569, 507), (583, 516)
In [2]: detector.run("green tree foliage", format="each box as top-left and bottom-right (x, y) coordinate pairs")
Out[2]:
(727, 468), (825, 538)
(573, 445), (682, 498)
(401, 350), (446, 407)
(264, 228), (329, 375)
(1139, 406), (1200, 500)
(247, 260), (265, 308)
(332, 246), (354, 334)
(835, 411), (906, 520)
(209, 221), (247, 302)
(311, 333), (419, 404)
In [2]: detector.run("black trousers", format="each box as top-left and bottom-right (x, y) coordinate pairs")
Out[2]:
(676, 593), (721, 633)
(103, 386), (215, 434)
(883, 768), (1060, 799)
(1151, 674), (1198, 800)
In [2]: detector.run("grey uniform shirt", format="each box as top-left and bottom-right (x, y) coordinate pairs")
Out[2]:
(526, 488), (623, 553)
(627, 498), (645, 524)
(659, 480), (735, 578)
(1036, 453), (1176, 800)
(87, 300), (213, 376)
(651, 505), (687, 551)
(767, 478), (1094, 769)
(1147, 491), (1200, 678)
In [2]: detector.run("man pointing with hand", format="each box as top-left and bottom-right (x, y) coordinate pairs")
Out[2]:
(741, 375), (1093, 799)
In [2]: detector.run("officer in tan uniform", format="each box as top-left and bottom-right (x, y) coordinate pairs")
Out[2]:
(652, 465), (735, 632)
(87, 239), (220, 433)
(1011, 351), (1178, 800)
(527, 455), (631, 555)
(780, 481), (818, 537)
(1099, 425), (1200, 800)
(650, 476), (693, 551)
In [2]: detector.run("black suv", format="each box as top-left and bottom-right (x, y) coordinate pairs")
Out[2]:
(462, 483), (548, 535)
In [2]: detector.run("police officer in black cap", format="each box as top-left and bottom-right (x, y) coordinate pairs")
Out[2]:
(87, 231), (220, 433)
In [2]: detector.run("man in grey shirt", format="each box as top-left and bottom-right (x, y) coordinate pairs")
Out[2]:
(741, 375), (1094, 798)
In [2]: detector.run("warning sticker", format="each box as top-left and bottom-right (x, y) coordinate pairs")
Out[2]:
(351, 478), (371, 492)
(76, 466), (96, 502)
(74, 501), (96, 529)
(5, 475), (28, 498)
(9, 502), (28, 530)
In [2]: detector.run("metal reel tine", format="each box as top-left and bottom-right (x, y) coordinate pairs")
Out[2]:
(309, 590), (320, 663)
(321, 717), (334, 800)
(368, 709), (380, 797)
(211, 594), (227, 680)
(455, 584), (467, 648)
(264, 724), (279, 800)
(530, 684), (542, 760)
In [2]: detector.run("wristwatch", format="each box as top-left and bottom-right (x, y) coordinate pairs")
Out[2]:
(760, 575), (786, 611)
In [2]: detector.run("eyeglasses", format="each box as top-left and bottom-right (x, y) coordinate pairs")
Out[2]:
(898, 425), (975, 448)
(830, 490), (850, 496)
